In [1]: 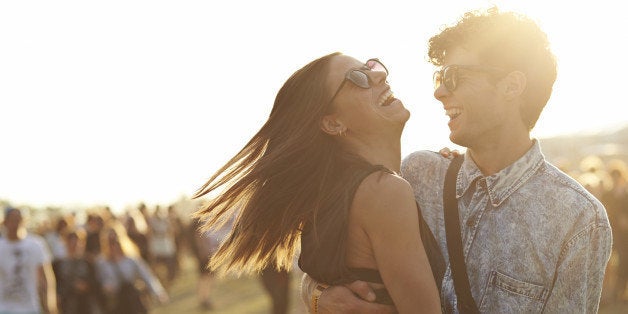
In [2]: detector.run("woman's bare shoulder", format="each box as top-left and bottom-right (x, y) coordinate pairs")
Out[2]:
(352, 171), (416, 219)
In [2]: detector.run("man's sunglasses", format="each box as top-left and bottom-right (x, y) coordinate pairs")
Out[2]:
(328, 58), (388, 106)
(433, 64), (505, 92)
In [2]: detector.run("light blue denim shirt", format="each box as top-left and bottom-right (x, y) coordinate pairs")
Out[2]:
(401, 141), (612, 313)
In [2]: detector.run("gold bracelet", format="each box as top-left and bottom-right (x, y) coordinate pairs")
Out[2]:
(311, 283), (330, 314)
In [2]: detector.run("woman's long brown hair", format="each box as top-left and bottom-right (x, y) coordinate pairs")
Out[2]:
(194, 52), (374, 276)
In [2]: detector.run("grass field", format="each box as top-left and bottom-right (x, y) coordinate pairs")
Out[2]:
(150, 254), (626, 313)
(151, 255), (307, 314)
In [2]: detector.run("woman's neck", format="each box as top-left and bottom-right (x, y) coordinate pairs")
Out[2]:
(348, 135), (402, 173)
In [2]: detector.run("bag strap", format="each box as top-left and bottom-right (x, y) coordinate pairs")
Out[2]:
(444, 156), (479, 313)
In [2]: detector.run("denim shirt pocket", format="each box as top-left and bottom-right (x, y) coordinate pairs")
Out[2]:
(479, 270), (549, 313)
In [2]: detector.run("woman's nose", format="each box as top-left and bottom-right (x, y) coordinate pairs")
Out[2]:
(370, 70), (387, 86)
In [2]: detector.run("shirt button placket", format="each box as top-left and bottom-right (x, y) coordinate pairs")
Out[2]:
(466, 178), (487, 228)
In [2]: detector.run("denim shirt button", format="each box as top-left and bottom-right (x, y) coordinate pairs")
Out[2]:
(466, 215), (475, 227)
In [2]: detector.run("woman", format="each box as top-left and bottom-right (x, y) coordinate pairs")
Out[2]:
(187, 216), (222, 310)
(57, 230), (104, 314)
(194, 53), (440, 312)
(96, 227), (168, 314)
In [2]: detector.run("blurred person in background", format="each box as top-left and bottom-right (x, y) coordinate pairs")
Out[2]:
(57, 229), (104, 314)
(167, 205), (185, 276)
(602, 160), (628, 303)
(0, 207), (58, 314)
(85, 214), (105, 261)
(146, 205), (178, 289)
(44, 217), (69, 297)
(188, 212), (234, 311)
(260, 264), (291, 314)
(577, 155), (608, 198)
(188, 217), (218, 311)
(125, 216), (150, 263)
(96, 227), (168, 314)
(137, 204), (151, 239)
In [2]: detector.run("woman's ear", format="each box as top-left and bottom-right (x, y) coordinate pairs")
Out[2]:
(320, 114), (347, 136)
(501, 70), (527, 99)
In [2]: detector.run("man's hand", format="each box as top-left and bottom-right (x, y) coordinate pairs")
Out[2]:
(439, 147), (462, 159)
(317, 281), (395, 314)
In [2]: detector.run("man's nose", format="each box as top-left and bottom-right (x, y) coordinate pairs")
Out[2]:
(433, 82), (449, 101)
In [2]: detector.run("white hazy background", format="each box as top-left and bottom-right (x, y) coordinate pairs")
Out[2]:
(1, 0), (626, 211)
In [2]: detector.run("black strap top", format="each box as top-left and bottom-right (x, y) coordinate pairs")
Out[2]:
(299, 163), (396, 305)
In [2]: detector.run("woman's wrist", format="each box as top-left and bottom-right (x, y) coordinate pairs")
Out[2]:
(311, 283), (330, 314)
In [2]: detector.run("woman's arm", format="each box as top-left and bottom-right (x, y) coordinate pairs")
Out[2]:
(37, 263), (58, 314)
(94, 258), (116, 295)
(352, 173), (441, 314)
(301, 273), (394, 313)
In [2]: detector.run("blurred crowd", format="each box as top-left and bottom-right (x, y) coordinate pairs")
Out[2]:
(561, 156), (628, 306)
(0, 199), (295, 314)
(2, 154), (626, 313)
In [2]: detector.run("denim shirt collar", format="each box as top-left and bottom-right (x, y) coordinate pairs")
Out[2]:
(457, 140), (545, 207)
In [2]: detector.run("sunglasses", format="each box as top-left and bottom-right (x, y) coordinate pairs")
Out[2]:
(328, 58), (388, 106)
(433, 64), (505, 92)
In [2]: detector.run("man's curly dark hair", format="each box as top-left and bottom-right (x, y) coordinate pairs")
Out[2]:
(428, 7), (557, 130)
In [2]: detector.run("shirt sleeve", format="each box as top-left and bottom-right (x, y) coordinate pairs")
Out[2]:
(543, 223), (612, 313)
(95, 258), (116, 289)
(134, 258), (166, 297)
(31, 235), (51, 265)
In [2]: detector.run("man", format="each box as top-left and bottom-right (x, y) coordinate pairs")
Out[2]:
(302, 7), (612, 313)
(0, 207), (58, 314)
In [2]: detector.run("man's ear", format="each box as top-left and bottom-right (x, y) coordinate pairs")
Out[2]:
(501, 71), (527, 99)
(320, 114), (347, 136)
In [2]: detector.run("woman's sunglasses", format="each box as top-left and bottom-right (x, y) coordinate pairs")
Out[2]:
(328, 58), (388, 106)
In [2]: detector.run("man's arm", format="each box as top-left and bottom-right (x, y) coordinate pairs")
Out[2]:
(543, 224), (612, 313)
(38, 263), (58, 314)
(300, 273), (394, 314)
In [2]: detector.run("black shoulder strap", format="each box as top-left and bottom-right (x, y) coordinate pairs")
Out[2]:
(418, 202), (445, 291)
(444, 156), (479, 313)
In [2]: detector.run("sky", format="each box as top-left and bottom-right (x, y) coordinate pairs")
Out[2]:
(1, 0), (627, 211)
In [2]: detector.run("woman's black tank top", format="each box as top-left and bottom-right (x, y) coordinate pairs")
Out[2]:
(299, 164), (395, 305)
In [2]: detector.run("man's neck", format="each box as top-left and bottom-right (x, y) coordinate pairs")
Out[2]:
(468, 136), (534, 176)
(6, 231), (23, 242)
